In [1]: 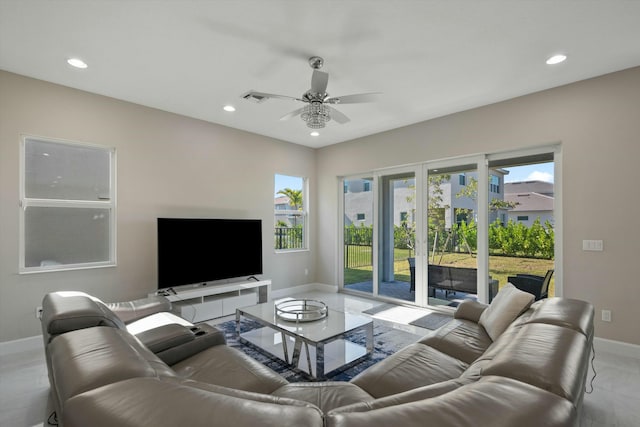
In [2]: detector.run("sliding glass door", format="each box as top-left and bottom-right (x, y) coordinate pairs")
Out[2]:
(342, 169), (417, 303)
(343, 177), (374, 296)
(424, 163), (478, 307)
(340, 146), (561, 307)
(377, 172), (416, 303)
(486, 153), (556, 301)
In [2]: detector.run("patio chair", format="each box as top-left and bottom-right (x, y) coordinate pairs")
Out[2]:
(507, 269), (554, 301)
(408, 257), (416, 292)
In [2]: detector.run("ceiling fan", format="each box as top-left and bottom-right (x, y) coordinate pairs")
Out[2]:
(242, 56), (380, 129)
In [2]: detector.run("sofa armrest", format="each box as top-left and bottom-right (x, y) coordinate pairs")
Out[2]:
(106, 295), (172, 324)
(454, 300), (488, 323)
(135, 323), (196, 353)
(157, 323), (227, 366)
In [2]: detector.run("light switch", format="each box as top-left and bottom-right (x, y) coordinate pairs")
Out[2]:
(582, 240), (604, 251)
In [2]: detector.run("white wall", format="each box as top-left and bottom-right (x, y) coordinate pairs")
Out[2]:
(316, 67), (640, 346)
(0, 71), (316, 342)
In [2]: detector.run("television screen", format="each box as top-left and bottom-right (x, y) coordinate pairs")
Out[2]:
(157, 218), (263, 289)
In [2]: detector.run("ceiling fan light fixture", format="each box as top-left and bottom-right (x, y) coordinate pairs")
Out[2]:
(301, 102), (330, 129)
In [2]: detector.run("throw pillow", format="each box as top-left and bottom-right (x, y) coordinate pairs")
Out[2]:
(478, 283), (534, 341)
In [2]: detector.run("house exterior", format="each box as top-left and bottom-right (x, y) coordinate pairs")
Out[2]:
(342, 170), (509, 230)
(435, 170), (510, 228)
(504, 181), (554, 227)
(274, 195), (294, 226)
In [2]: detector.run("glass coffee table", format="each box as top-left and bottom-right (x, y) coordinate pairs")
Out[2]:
(236, 299), (374, 379)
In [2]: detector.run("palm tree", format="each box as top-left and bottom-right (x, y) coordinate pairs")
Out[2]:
(276, 188), (303, 248)
(277, 188), (302, 211)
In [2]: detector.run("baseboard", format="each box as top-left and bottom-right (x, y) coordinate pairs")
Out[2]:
(0, 334), (42, 356)
(271, 282), (338, 300)
(593, 337), (640, 359)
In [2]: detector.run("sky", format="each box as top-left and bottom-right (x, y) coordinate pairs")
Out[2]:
(274, 174), (303, 196)
(503, 162), (554, 183)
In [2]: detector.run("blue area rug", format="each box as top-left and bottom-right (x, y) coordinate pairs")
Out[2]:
(217, 319), (420, 382)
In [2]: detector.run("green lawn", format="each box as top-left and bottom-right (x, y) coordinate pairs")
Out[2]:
(344, 249), (555, 296)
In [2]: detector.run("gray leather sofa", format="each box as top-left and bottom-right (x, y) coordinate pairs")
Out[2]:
(40, 285), (594, 427)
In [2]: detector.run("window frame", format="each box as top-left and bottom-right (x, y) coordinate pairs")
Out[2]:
(19, 135), (117, 273)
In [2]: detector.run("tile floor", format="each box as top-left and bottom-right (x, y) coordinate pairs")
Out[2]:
(1, 289), (638, 426)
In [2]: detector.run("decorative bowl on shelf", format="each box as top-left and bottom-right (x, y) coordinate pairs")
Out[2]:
(275, 299), (328, 323)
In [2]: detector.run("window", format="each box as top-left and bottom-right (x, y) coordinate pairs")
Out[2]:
(517, 215), (529, 221)
(20, 137), (115, 272)
(274, 174), (307, 250)
(490, 175), (500, 193)
(363, 182), (371, 192)
(459, 174), (466, 186)
(357, 213), (366, 221)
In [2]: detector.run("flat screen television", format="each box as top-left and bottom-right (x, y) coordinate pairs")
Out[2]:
(157, 218), (263, 289)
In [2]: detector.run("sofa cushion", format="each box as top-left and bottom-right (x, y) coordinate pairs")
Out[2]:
(418, 318), (493, 364)
(454, 300), (488, 323)
(522, 297), (594, 337)
(49, 326), (174, 409)
(273, 382), (374, 413)
(351, 343), (468, 398)
(106, 294), (172, 324)
(63, 377), (324, 427)
(478, 283), (534, 341)
(42, 291), (125, 339)
(328, 378), (466, 414)
(168, 377), (321, 409)
(171, 344), (289, 394)
(481, 322), (589, 403)
(326, 376), (577, 427)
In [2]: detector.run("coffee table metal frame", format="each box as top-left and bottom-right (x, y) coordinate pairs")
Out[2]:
(235, 302), (373, 379)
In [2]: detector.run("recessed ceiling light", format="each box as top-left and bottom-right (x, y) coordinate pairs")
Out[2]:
(310, 131), (320, 137)
(223, 105), (236, 112)
(546, 54), (567, 65)
(67, 58), (88, 69)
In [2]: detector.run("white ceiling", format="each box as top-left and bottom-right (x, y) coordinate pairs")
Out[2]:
(1, 1), (639, 148)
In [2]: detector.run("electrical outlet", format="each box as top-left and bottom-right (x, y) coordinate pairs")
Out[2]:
(35, 306), (43, 319)
(601, 309), (611, 322)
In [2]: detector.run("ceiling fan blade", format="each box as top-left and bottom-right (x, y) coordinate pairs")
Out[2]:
(310, 70), (329, 94)
(243, 91), (303, 103)
(279, 107), (306, 121)
(328, 106), (350, 124)
(325, 92), (381, 104)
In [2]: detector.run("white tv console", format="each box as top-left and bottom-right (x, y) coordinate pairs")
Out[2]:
(155, 280), (271, 323)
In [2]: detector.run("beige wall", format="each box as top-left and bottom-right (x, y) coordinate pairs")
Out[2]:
(2, 67), (639, 346)
(0, 71), (316, 342)
(317, 67), (640, 345)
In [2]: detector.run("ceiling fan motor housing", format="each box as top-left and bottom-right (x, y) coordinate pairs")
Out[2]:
(308, 56), (324, 69)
